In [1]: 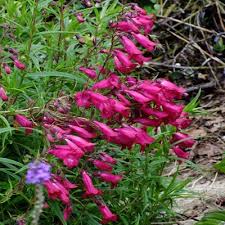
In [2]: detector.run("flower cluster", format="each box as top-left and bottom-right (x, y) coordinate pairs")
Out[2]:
(20, 4), (195, 224)
(26, 161), (51, 184)
(1, 48), (25, 75)
(0, 48), (25, 102)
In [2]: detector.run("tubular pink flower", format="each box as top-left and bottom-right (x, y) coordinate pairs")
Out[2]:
(44, 175), (76, 205)
(170, 112), (192, 129)
(100, 153), (117, 165)
(116, 93), (131, 106)
(120, 36), (142, 56)
(0, 87), (8, 101)
(14, 59), (26, 70)
(2, 63), (11, 74)
(97, 172), (122, 187)
(125, 90), (150, 103)
(75, 12), (85, 23)
(132, 33), (156, 51)
(66, 135), (95, 152)
(113, 50), (136, 70)
(133, 118), (161, 127)
(92, 74), (120, 90)
(88, 91), (108, 106)
(79, 67), (97, 79)
(172, 146), (189, 159)
(141, 107), (168, 119)
(68, 125), (96, 139)
(111, 21), (139, 33)
(132, 4), (147, 15)
(172, 132), (195, 148)
(15, 114), (33, 127)
(111, 99), (130, 117)
(161, 102), (184, 119)
(97, 100), (115, 119)
(93, 121), (117, 141)
(92, 160), (113, 171)
(82, 170), (102, 197)
(65, 139), (85, 157)
(159, 79), (186, 99)
(74, 91), (92, 108)
(63, 204), (73, 221)
(131, 54), (151, 65)
(98, 204), (118, 224)
(49, 147), (83, 168)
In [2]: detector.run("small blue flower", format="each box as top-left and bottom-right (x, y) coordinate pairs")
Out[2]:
(26, 161), (51, 184)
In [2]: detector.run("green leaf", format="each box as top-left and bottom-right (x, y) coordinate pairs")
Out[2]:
(27, 71), (86, 84)
(214, 158), (225, 174)
(0, 158), (23, 168)
(0, 127), (15, 135)
(196, 210), (225, 225)
(49, 201), (67, 225)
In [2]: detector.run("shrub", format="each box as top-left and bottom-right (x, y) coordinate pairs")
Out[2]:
(0, 1), (194, 224)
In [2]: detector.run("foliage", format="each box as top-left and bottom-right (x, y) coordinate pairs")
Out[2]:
(0, 1), (195, 224)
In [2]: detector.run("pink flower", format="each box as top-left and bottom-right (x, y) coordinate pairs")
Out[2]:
(44, 175), (76, 204)
(75, 12), (85, 23)
(15, 114), (33, 134)
(97, 172), (122, 187)
(172, 146), (189, 159)
(88, 91), (108, 106)
(120, 36), (142, 56)
(133, 127), (155, 150)
(116, 93), (131, 106)
(134, 118), (161, 127)
(15, 114), (33, 127)
(132, 4), (147, 15)
(82, 170), (102, 197)
(98, 204), (118, 224)
(97, 99), (115, 119)
(161, 102), (183, 119)
(132, 33), (156, 51)
(125, 90), (150, 103)
(131, 54), (151, 65)
(63, 204), (73, 220)
(132, 15), (154, 34)
(93, 121), (117, 141)
(68, 125), (96, 139)
(2, 63), (11, 74)
(170, 112), (192, 129)
(113, 50), (136, 72)
(66, 135), (95, 152)
(74, 91), (92, 108)
(92, 74), (120, 90)
(111, 99), (130, 117)
(111, 21), (139, 33)
(141, 106), (168, 119)
(159, 79), (186, 99)
(79, 67), (97, 79)
(172, 132), (195, 148)
(13, 59), (26, 70)
(92, 160), (113, 171)
(49, 145), (83, 168)
(0, 87), (8, 101)
(100, 153), (117, 165)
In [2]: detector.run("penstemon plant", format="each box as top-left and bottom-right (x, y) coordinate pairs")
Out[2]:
(0, 1), (195, 225)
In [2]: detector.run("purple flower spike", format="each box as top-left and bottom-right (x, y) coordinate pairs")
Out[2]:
(26, 161), (51, 184)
